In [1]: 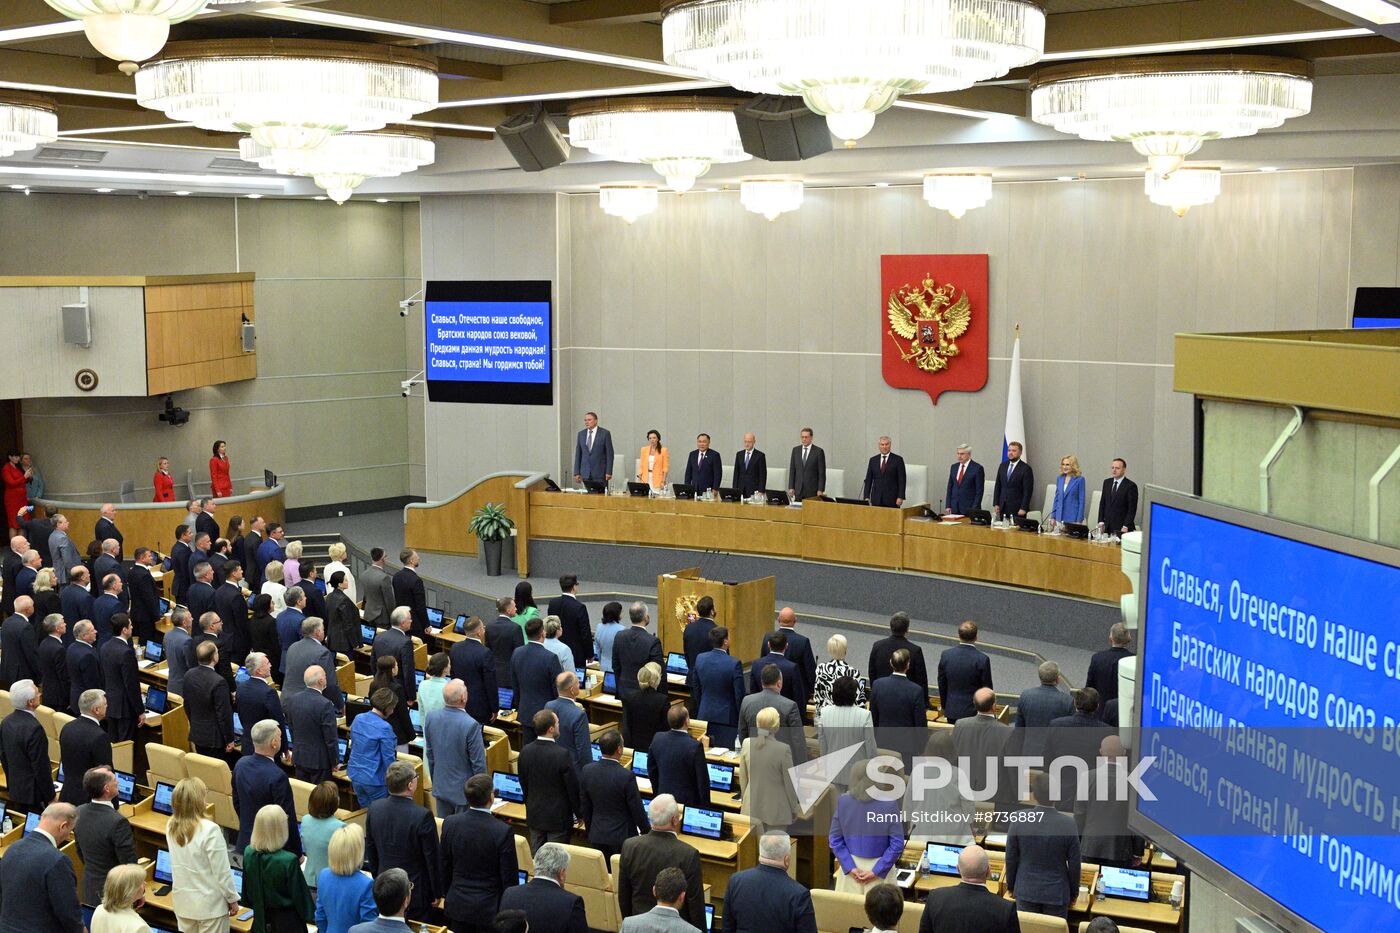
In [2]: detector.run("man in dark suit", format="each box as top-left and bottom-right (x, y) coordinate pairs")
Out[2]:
(748, 629), (805, 711)
(578, 729), (647, 862)
(99, 614), (143, 742)
(125, 548), (161, 644)
(1006, 773), (1081, 918)
(512, 617), (562, 744)
(351, 869), (417, 933)
(1043, 688), (1113, 813)
(618, 795), (706, 929)
(188, 612), (236, 697)
(1098, 457), (1139, 534)
(1014, 661), (1074, 759)
(232, 717), (302, 855)
(169, 523), (194, 604)
(94, 504), (123, 561)
(786, 427), (826, 502)
(255, 523), (286, 590)
(546, 573), (593, 667)
(215, 560), (251, 665)
(759, 608), (817, 703)
(546, 673), (590, 774)
(869, 649), (926, 773)
(944, 444), (986, 515)
(299, 563), (327, 620)
(241, 517), (266, 592)
(952, 688), (1017, 811)
(185, 638), (237, 762)
(59, 568), (95, 633)
(58, 690), (113, 806)
(286, 664), (340, 784)
(722, 832), (816, 933)
(72, 766), (137, 924)
(281, 617), (344, 711)
(862, 436), (907, 507)
(373, 607), (418, 704)
(449, 616), (498, 724)
(918, 844), (1019, 933)
(572, 411), (613, 486)
(1, 595), (40, 689)
(993, 441), (1035, 520)
(517, 710), (580, 851)
(207, 537), (231, 588)
(1086, 623), (1133, 717)
(195, 497), (220, 546)
(732, 433), (767, 497)
(613, 602), (663, 699)
(683, 434), (723, 496)
(13, 548), (40, 600)
(486, 596), (522, 690)
(693, 626), (745, 749)
(276, 587), (308, 676)
(36, 612), (70, 715)
(937, 621), (993, 724)
(0, 680), (55, 814)
(237, 652), (287, 755)
(868, 611), (928, 696)
(0, 800), (84, 932)
(17, 513), (53, 567)
(186, 561), (217, 629)
(65, 620), (102, 715)
(681, 596), (716, 679)
(93, 573), (126, 642)
(92, 539), (126, 607)
(1, 534), (27, 618)
(648, 705), (709, 807)
(366, 760), (442, 921)
(393, 548), (429, 637)
(441, 773), (518, 933)
(1075, 735), (1144, 868)
(499, 843), (588, 933)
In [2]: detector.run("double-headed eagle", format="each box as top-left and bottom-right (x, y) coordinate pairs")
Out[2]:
(886, 275), (972, 373)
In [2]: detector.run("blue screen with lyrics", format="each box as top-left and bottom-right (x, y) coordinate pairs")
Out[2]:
(1137, 499), (1400, 933)
(423, 280), (553, 405)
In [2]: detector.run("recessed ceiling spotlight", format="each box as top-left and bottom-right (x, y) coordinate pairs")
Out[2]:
(246, 193), (263, 199)
(1056, 176), (1074, 182)
(94, 187), (113, 192)
(1258, 166), (1279, 172)
(313, 195), (327, 200)
(376, 198), (390, 203)
(874, 182), (890, 187)
(8, 184), (26, 190)
(173, 190), (191, 196)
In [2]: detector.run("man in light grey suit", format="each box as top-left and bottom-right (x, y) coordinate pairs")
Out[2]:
(423, 679), (487, 818)
(164, 607), (194, 697)
(48, 515), (81, 590)
(282, 617), (344, 712)
(621, 867), (699, 933)
(786, 428), (826, 501)
(349, 867), (416, 933)
(360, 548), (396, 628)
(952, 688), (1015, 810)
(1014, 661), (1074, 759)
(737, 665), (806, 766)
(572, 411), (614, 486)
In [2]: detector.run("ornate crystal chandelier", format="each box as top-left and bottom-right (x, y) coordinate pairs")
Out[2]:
(42, 0), (214, 73)
(1145, 164), (1221, 217)
(136, 39), (439, 153)
(240, 126), (435, 204)
(922, 173), (992, 219)
(599, 184), (660, 224)
(568, 97), (749, 193)
(740, 179), (803, 220)
(0, 92), (59, 159)
(1031, 55), (1313, 176)
(661, 0), (1045, 144)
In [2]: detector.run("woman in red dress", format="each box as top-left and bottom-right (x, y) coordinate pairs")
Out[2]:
(153, 456), (176, 503)
(209, 440), (232, 499)
(2, 450), (27, 534)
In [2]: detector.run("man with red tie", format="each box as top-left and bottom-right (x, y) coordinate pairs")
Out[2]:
(683, 434), (722, 497)
(944, 444), (986, 515)
(862, 436), (906, 508)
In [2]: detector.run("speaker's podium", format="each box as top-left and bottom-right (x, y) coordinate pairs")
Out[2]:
(656, 568), (776, 660)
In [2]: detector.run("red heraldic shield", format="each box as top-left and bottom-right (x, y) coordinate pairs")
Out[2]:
(880, 254), (989, 404)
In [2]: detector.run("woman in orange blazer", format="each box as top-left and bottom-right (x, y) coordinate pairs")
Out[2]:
(153, 456), (176, 502)
(637, 430), (669, 490)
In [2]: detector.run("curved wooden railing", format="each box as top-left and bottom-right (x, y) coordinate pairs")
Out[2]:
(403, 471), (541, 557)
(37, 485), (285, 556)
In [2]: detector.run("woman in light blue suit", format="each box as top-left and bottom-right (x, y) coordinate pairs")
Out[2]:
(1050, 454), (1085, 527)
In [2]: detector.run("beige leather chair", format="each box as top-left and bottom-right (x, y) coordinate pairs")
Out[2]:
(516, 834), (533, 874)
(35, 706), (59, 764)
(484, 726), (510, 776)
(0, 690), (13, 720)
(812, 888), (869, 933)
(288, 777), (366, 826)
(1079, 924), (1153, 933)
(897, 900), (924, 933)
(559, 843), (621, 932)
(145, 743), (187, 790)
(1017, 913), (1069, 933)
(183, 752), (238, 831)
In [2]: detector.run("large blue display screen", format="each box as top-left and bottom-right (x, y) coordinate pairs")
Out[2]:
(1136, 498), (1400, 932)
(423, 281), (552, 404)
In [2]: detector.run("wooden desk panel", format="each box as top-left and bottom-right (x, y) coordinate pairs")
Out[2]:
(802, 526), (903, 569)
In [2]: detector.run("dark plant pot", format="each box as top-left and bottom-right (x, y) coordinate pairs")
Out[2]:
(482, 537), (505, 576)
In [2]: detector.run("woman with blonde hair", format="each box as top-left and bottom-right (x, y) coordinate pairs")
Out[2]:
(1050, 454), (1086, 528)
(243, 804), (314, 933)
(31, 566), (61, 621)
(91, 863), (152, 933)
(740, 706), (802, 834)
(321, 541), (356, 604)
(260, 560), (287, 614)
(167, 777), (240, 933)
(813, 633), (867, 714)
(313, 824), (377, 933)
(282, 540), (304, 587)
(621, 661), (671, 752)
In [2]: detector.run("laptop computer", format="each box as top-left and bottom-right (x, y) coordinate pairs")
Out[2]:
(706, 762), (735, 793)
(705, 905), (714, 931)
(543, 477), (562, 492)
(631, 750), (649, 776)
(925, 843), (964, 876)
(1100, 866), (1153, 901)
(426, 606), (445, 630)
(360, 623), (376, 643)
(765, 490), (791, 506)
(584, 480), (607, 494)
(23, 811), (39, 836)
(141, 638), (164, 666)
(718, 487), (741, 502)
(492, 771), (525, 804)
(337, 737), (349, 763)
(627, 482), (651, 497)
(344, 698), (372, 727)
(681, 806), (727, 840)
(235, 666), (250, 684)
(835, 497), (867, 506)
(154, 849), (175, 891)
(602, 671), (617, 696)
(415, 669), (426, 689)
(232, 712), (243, 736)
(152, 781), (176, 815)
(518, 870), (529, 885)
(665, 652), (688, 684)
(455, 614), (468, 634)
(114, 770), (135, 803)
(968, 509), (992, 526)
(144, 686), (168, 714)
(590, 743), (602, 762)
(1064, 522), (1090, 539)
(1015, 516), (1040, 533)
(498, 687), (515, 713)
(672, 483), (696, 500)
(409, 707), (423, 736)
(158, 597), (171, 617)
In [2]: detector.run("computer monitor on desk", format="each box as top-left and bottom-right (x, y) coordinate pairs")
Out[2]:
(1100, 866), (1153, 901)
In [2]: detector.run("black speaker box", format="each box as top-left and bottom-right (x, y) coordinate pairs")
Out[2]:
(496, 105), (571, 172)
(734, 96), (833, 162)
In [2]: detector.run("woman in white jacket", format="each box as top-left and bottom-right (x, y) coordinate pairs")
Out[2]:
(321, 543), (357, 605)
(167, 778), (240, 932)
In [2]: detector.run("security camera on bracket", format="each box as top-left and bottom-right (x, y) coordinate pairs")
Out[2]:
(401, 371), (424, 398)
(399, 287), (424, 318)
(157, 395), (190, 426)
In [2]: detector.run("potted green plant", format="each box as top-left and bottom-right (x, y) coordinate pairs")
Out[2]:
(469, 501), (514, 576)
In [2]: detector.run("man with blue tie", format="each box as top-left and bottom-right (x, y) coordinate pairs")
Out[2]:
(424, 679), (487, 817)
(572, 411), (613, 487)
(945, 444), (986, 515)
(732, 433), (767, 497)
(448, 616), (498, 725)
(693, 626), (745, 749)
(683, 434), (722, 496)
(993, 441), (1035, 520)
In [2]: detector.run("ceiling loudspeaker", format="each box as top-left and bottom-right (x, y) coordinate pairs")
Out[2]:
(734, 96), (834, 162)
(496, 105), (571, 172)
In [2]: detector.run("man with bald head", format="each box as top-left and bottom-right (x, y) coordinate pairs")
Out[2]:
(1, 594), (40, 688)
(91, 538), (125, 607)
(732, 433), (767, 498)
(759, 607), (816, 700)
(424, 678), (487, 817)
(285, 664), (340, 785)
(1076, 735), (1143, 867)
(94, 504), (122, 561)
(952, 687), (1016, 813)
(919, 843), (1018, 932)
(545, 670), (590, 773)
(0, 801), (84, 931)
(1, 534), (27, 617)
